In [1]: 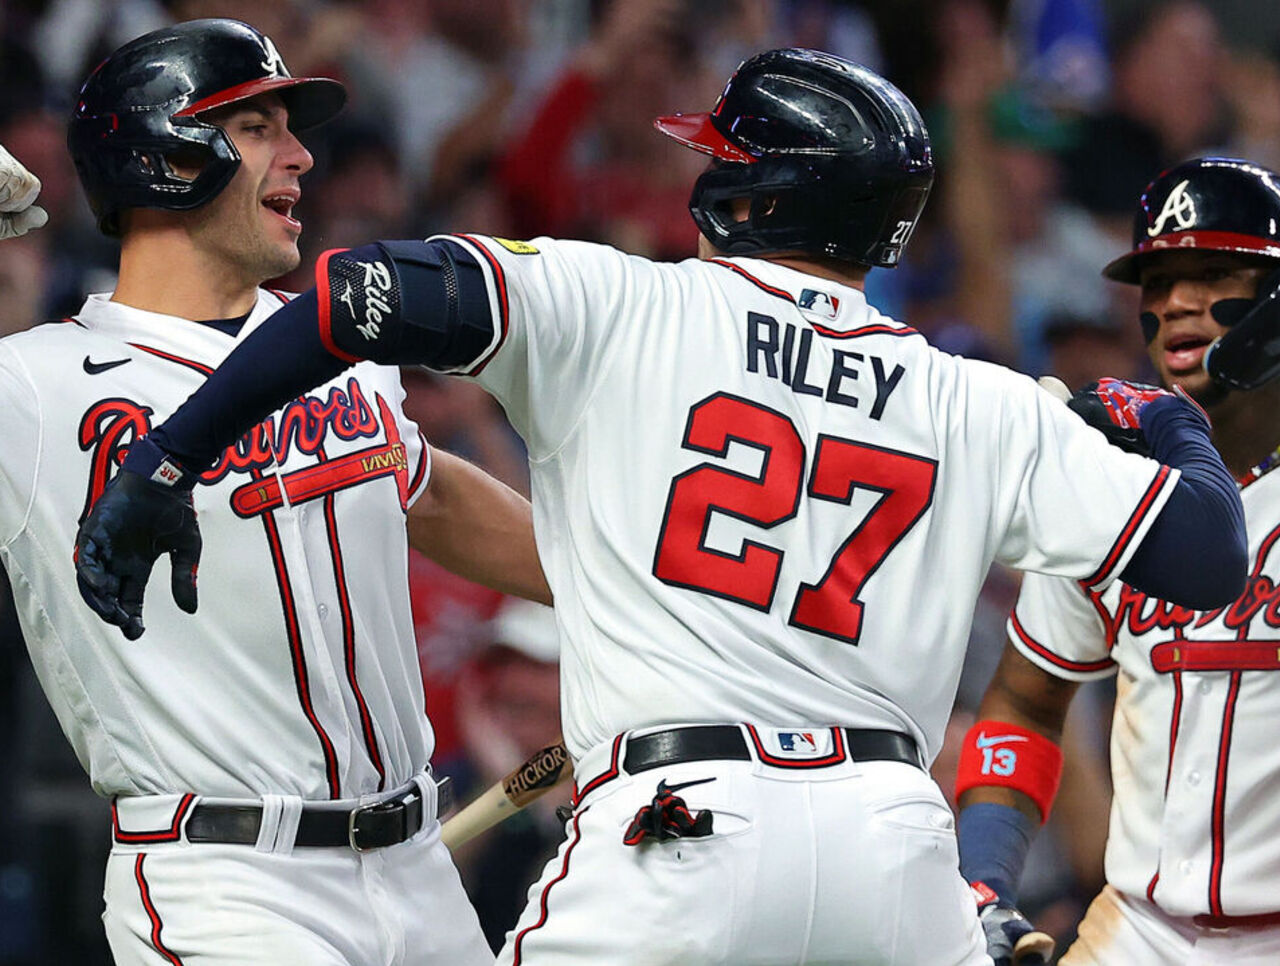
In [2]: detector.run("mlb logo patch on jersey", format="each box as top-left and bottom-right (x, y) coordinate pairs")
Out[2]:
(757, 728), (835, 760)
(798, 288), (840, 322)
(493, 237), (539, 255)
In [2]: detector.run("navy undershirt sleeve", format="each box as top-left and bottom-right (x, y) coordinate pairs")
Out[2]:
(148, 289), (348, 470)
(1119, 396), (1247, 608)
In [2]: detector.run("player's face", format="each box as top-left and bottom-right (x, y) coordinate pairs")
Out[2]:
(1138, 250), (1268, 401)
(187, 94), (314, 284)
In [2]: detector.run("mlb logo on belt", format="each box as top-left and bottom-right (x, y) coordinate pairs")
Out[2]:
(759, 728), (835, 760)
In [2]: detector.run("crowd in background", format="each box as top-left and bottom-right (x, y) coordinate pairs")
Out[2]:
(3, 0), (1280, 962)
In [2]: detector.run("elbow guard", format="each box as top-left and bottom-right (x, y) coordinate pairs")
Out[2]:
(316, 238), (496, 368)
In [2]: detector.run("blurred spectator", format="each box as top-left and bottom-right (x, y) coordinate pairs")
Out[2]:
(1059, 0), (1230, 236)
(1006, 0), (1109, 112)
(495, 0), (737, 260)
(30, 0), (168, 109)
(1224, 40), (1280, 173)
(0, 233), (49, 337)
(1042, 310), (1147, 390)
(440, 597), (566, 952)
(339, 0), (549, 211)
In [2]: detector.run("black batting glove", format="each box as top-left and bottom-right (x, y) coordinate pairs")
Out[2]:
(970, 881), (1054, 966)
(1066, 377), (1208, 457)
(74, 437), (201, 640)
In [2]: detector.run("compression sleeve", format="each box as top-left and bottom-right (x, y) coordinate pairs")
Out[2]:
(144, 238), (495, 475)
(1118, 396), (1247, 607)
(148, 288), (348, 471)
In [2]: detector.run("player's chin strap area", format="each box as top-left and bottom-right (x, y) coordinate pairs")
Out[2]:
(1204, 267), (1280, 391)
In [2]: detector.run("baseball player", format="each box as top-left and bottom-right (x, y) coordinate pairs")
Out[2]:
(1, 19), (548, 965)
(956, 157), (1280, 966)
(76, 51), (1248, 965)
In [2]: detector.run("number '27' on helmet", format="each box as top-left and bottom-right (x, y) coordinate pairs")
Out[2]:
(654, 48), (934, 268)
(67, 18), (346, 236)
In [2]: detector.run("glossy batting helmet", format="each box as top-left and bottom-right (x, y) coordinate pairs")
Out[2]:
(654, 48), (933, 267)
(68, 18), (346, 236)
(1102, 157), (1280, 283)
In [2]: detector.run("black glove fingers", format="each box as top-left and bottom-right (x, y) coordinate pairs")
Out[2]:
(75, 569), (129, 628)
(169, 540), (200, 615)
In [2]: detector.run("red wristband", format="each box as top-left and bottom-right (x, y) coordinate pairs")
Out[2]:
(955, 720), (1063, 824)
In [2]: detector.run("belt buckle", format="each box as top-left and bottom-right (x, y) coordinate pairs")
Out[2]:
(348, 802), (374, 852)
(347, 798), (397, 853)
(347, 789), (416, 852)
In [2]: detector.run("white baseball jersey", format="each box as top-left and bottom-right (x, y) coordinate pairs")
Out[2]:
(437, 235), (1182, 763)
(0, 291), (434, 801)
(1012, 468), (1280, 920)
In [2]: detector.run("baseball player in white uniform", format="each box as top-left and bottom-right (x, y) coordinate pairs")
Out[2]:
(957, 157), (1280, 966)
(2, 20), (546, 965)
(75, 52), (1248, 965)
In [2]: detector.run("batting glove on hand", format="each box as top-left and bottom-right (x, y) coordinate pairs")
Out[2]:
(1066, 377), (1207, 457)
(0, 144), (48, 240)
(971, 881), (1054, 966)
(74, 438), (201, 640)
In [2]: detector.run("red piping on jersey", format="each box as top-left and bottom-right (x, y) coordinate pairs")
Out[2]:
(1150, 639), (1280, 672)
(708, 258), (795, 303)
(706, 259), (919, 338)
(376, 394), (411, 510)
(1083, 465), (1172, 587)
(228, 440), (408, 517)
(1208, 674), (1241, 916)
(266, 288), (291, 305)
(811, 321), (920, 339)
(455, 235), (509, 376)
(111, 794), (195, 844)
(256, 467), (342, 798)
(134, 855), (185, 965)
(318, 443), (387, 792)
(128, 344), (214, 376)
(572, 734), (623, 805)
(512, 806), (587, 965)
(315, 248), (363, 364)
(407, 432), (430, 500)
(745, 724), (847, 767)
(1008, 611), (1116, 674)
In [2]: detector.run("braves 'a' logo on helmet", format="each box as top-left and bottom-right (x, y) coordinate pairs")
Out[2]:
(1147, 179), (1197, 236)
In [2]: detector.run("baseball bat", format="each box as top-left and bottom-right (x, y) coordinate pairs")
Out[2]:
(440, 737), (573, 849)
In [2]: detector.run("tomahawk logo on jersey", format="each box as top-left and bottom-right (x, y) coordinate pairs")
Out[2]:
(1011, 475), (1280, 919)
(0, 290), (432, 802)
(78, 376), (413, 521)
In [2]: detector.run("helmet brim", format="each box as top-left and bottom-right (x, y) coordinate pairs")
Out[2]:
(653, 112), (756, 164)
(1103, 230), (1280, 283)
(174, 75), (347, 131)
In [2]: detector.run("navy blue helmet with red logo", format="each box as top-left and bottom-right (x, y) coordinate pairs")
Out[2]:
(68, 18), (345, 236)
(1104, 157), (1280, 391)
(1103, 157), (1280, 283)
(654, 48), (933, 267)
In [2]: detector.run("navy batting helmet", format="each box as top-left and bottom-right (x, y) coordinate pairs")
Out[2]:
(1102, 157), (1280, 283)
(68, 18), (346, 236)
(654, 48), (933, 267)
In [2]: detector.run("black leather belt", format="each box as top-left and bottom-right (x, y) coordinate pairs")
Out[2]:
(622, 725), (920, 773)
(185, 786), (424, 851)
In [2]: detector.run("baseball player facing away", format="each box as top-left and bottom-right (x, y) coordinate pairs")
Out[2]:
(77, 50), (1249, 965)
(957, 157), (1280, 966)
(1, 20), (549, 966)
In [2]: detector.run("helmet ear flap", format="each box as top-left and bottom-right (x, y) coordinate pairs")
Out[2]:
(1205, 267), (1280, 390)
